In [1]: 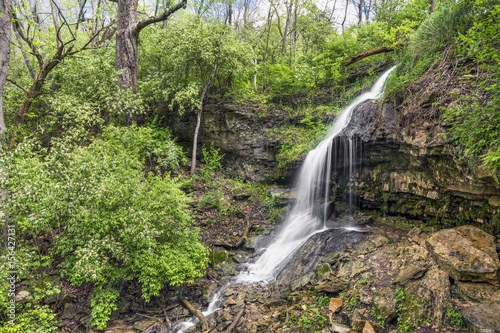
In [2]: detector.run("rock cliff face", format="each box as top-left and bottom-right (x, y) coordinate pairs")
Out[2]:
(165, 66), (499, 235)
(165, 103), (286, 183)
(341, 99), (500, 235)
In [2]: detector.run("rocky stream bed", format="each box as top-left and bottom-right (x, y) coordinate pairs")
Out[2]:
(99, 213), (500, 333)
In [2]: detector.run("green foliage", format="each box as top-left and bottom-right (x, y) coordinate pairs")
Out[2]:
(356, 277), (373, 286)
(445, 309), (464, 327)
(315, 295), (331, 307)
(139, 17), (251, 112)
(374, 0), (429, 29)
(0, 257), (60, 332)
(1, 126), (207, 329)
(202, 143), (225, 171)
(90, 286), (119, 330)
(384, 2), (475, 99)
(443, 3), (500, 179)
(102, 124), (187, 170)
(409, 4), (472, 56)
(270, 119), (329, 169)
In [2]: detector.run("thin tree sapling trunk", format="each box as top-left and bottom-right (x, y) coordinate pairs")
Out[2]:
(190, 35), (224, 175)
(0, 0), (12, 137)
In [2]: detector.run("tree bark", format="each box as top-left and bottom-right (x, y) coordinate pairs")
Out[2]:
(293, 0), (298, 67)
(225, 304), (246, 333)
(345, 46), (395, 66)
(115, 0), (139, 92)
(262, 4), (273, 91)
(0, 0), (12, 137)
(282, 0), (291, 56)
(253, 58), (257, 91)
(8, 4), (109, 148)
(341, 0), (348, 32)
(429, 0), (435, 13)
(227, 0), (232, 25)
(115, 0), (187, 92)
(357, 0), (363, 24)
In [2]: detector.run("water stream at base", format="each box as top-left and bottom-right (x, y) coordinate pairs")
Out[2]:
(176, 65), (396, 332)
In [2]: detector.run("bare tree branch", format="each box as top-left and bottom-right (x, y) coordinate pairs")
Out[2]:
(136, 0), (187, 32)
(11, 10), (44, 69)
(6, 79), (29, 94)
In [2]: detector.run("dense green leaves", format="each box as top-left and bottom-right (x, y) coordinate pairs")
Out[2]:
(140, 18), (251, 111)
(1, 125), (207, 329)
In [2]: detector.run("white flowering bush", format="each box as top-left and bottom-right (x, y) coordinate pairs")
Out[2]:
(1, 126), (207, 329)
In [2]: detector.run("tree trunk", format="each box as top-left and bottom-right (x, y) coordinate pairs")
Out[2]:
(190, 34), (223, 175)
(341, 0), (349, 32)
(358, 0), (363, 24)
(228, 1), (232, 25)
(345, 46), (395, 66)
(262, 5), (273, 91)
(177, 295), (209, 331)
(293, 0), (298, 67)
(0, 0), (12, 137)
(115, 0), (139, 92)
(9, 60), (60, 148)
(191, 110), (203, 175)
(429, 0), (435, 13)
(116, 0), (187, 92)
(253, 58), (257, 91)
(91, 0), (101, 48)
(282, 0), (291, 56)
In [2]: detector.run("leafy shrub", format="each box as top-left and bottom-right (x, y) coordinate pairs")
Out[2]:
(1, 126), (207, 329)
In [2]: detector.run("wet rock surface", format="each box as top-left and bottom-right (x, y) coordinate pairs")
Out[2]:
(101, 219), (499, 333)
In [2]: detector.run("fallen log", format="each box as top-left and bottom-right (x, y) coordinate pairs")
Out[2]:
(225, 304), (246, 333)
(177, 295), (209, 331)
(345, 46), (395, 66)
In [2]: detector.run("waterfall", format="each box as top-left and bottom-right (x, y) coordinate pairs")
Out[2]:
(175, 65), (396, 332)
(238, 65), (396, 283)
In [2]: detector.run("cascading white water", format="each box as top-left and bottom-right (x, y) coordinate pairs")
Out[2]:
(238, 65), (396, 283)
(175, 65), (396, 332)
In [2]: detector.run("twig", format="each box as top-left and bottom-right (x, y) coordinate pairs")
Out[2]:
(6, 79), (29, 94)
(137, 313), (162, 320)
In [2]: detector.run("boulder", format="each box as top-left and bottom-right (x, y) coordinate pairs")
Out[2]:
(331, 323), (351, 333)
(14, 291), (30, 303)
(457, 282), (500, 303)
(425, 226), (500, 286)
(373, 287), (397, 321)
(61, 302), (76, 320)
(461, 301), (500, 333)
(402, 267), (450, 325)
(316, 263), (332, 282)
(315, 281), (349, 294)
(393, 264), (427, 285)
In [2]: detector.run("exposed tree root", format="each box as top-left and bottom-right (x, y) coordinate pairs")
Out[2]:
(177, 295), (209, 330)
